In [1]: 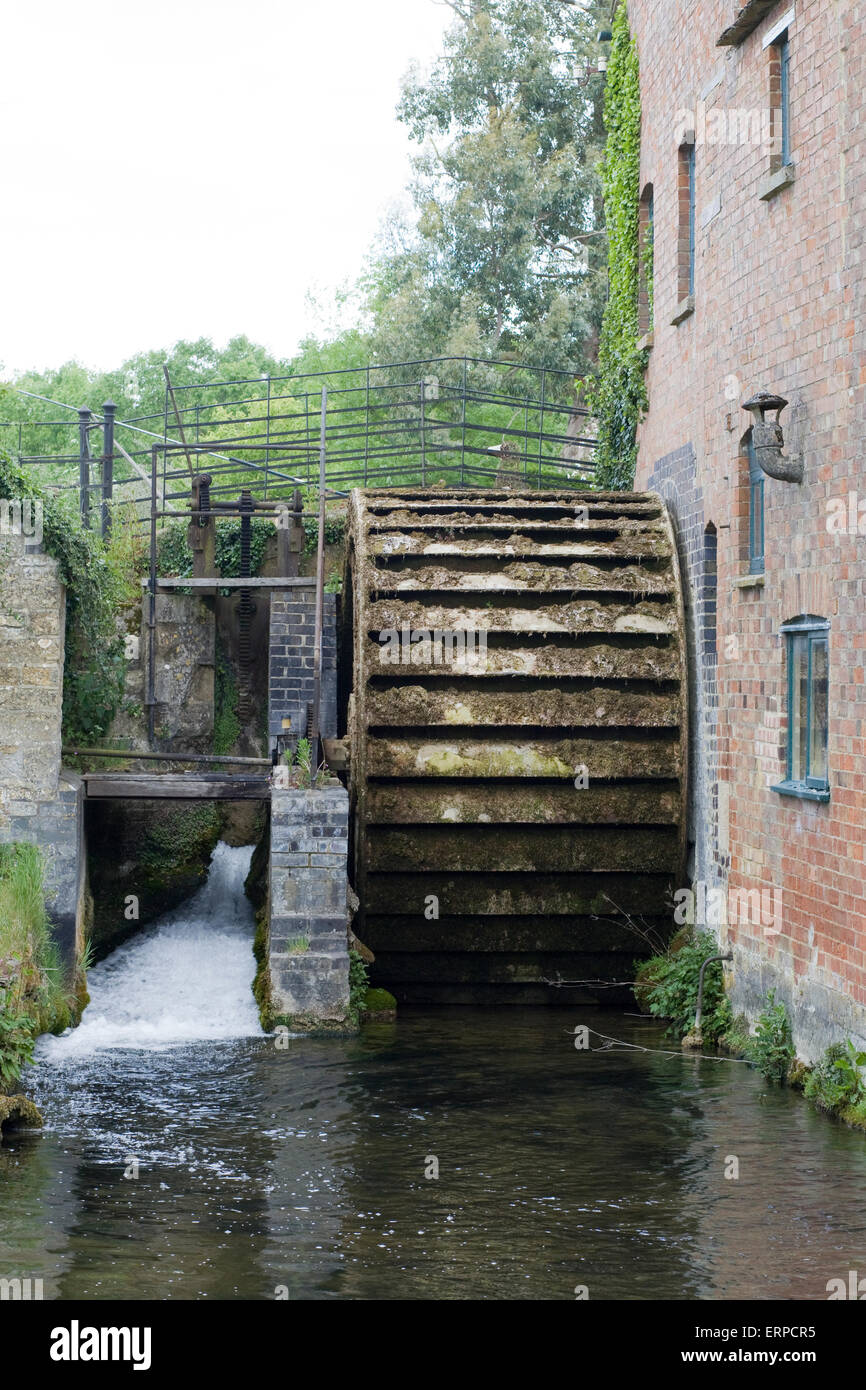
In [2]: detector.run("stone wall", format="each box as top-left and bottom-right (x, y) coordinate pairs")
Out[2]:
(148, 592), (215, 749)
(0, 532), (65, 808)
(0, 532), (84, 970)
(267, 786), (350, 1027)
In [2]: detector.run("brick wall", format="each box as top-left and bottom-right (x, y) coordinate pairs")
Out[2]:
(268, 587), (337, 751)
(629, 0), (866, 1059)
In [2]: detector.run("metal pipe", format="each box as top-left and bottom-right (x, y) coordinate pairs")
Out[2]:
(694, 949), (733, 1037)
(78, 407), (92, 528)
(62, 747), (270, 766)
(420, 377), (426, 487)
(147, 445), (158, 745)
(163, 364), (196, 480)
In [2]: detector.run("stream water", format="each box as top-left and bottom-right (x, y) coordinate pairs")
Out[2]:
(2, 841), (866, 1301)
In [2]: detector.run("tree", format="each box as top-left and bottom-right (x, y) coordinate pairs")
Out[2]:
(365, 0), (609, 373)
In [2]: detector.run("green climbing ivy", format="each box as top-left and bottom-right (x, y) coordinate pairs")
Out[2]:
(0, 450), (125, 744)
(213, 637), (241, 755)
(157, 516), (274, 580)
(156, 513), (346, 574)
(215, 518), (273, 577)
(302, 515), (345, 556)
(584, 1), (648, 491)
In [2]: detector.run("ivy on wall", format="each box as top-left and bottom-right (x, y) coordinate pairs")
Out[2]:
(584, 1), (648, 491)
(0, 450), (125, 745)
(157, 516), (275, 580)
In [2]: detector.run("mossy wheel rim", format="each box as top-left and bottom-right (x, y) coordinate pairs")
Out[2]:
(343, 488), (687, 1002)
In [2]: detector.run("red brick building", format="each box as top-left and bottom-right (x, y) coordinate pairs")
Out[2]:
(626, 0), (866, 1057)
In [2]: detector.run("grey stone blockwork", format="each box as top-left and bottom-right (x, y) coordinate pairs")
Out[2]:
(268, 786), (350, 1025)
(0, 534), (85, 970)
(149, 592), (215, 746)
(268, 588), (337, 750)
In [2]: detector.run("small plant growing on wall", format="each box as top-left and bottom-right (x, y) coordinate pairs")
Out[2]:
(635, 929), (732, 1045)
(275, 737), (331, 790)
(833, 1040), (866, 1099)
(750, 990), (794, 1083)
(805, 1039), (866, 1120)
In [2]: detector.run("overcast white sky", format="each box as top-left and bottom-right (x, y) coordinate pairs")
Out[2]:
(1, 0), (451, 375)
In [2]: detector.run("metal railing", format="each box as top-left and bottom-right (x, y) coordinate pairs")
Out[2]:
(4, 356), (598, 530)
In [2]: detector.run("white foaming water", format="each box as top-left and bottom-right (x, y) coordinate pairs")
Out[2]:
(40, 841), (264, 1058)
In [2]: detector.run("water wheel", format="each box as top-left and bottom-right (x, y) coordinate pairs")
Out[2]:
(340, 488), (687, 1003)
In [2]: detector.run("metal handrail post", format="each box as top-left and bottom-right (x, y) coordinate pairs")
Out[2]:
(311, 388), (327, 771)
(78, 407), (92, 528)
(147, 445), (159, 746)
(101, 400), (116, 539)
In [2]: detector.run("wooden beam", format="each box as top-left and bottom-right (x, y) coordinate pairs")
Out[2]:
(717, 0), (778, 45)
(83, 773), (271, 800)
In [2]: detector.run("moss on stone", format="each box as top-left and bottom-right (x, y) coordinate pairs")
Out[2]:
(718, 1014), (753, 1058)
(270, 1012), (356, 1036)
(0, 1094), (43, 1135)
(361, 987), (397, 1021)
(416, 744), (575, 779)
(838, 1099), (866, 1132)
(251, 903), (272, 1028)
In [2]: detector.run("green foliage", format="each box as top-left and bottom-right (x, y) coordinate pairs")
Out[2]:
(363, 987), (397, 1017)
(213, 642), (241, 756)
(364, 0), (608, 370)
(750, 990), (794, 1083)
(285, 737), (328, 789)
(348, 951), (370, 1029)
(636, 929), (732, 1044)
(157, 516), (274, 581)
(719, 1013), (752, 1057)
(302, 515), (345, 557)
(833, 1040), (866, 1097)
(0, 449), (125, 744)
(293, 737), (313, 776)
(582, 1), (647, 489)
(104, 500), (149, 606)
(805, 1040), (866, 1115)
(215, 517), (272, 578)
(138, 803), (222, 873)
(4, 337), (293, 455)
(0, 1009), (36, 1088)
(0, 844), (71, 1088)
(157, 521), (194, 578)
(288, 326), (373, 379)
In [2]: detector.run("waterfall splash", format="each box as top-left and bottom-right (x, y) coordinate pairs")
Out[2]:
(40, 842), (264, 1058)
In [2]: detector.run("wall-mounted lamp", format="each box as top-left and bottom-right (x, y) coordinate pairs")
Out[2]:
(742, 391), (804, 483)
(574, 60), (607, 84)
